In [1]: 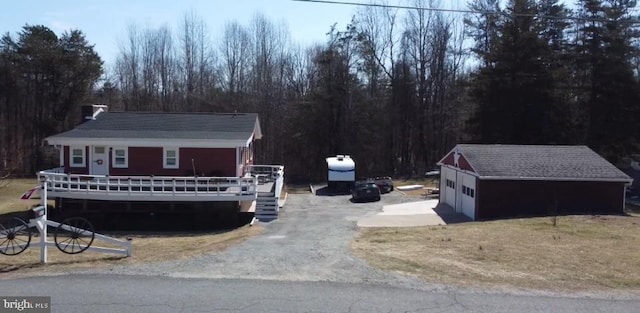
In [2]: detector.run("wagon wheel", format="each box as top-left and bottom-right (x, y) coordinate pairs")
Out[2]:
(54, 217), (95, 254)
(0, 217), (32, 256)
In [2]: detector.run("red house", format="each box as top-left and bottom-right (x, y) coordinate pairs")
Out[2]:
(38, 105), (284, 228)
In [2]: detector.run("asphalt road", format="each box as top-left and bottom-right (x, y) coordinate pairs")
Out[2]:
(2, 274), (639, 313)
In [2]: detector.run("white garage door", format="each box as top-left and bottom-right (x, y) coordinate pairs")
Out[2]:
(441, 166), (477, 220)
(442, 167), (456, 208)
(457, 172), (476, 220)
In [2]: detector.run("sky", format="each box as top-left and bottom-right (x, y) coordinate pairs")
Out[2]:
(1, 0), (605, 69)
(1, 0), (362, 66)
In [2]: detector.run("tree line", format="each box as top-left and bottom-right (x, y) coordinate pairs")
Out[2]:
(0, 26), (102, 175)
(1, 0), (639, 181)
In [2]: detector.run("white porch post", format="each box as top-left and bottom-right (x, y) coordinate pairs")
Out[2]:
(40, 177), (48, 264)
(59, 146), (64, 167)
(236, 147), (241, 176)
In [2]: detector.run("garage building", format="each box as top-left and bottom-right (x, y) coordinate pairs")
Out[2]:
(437, 144), (633, 220)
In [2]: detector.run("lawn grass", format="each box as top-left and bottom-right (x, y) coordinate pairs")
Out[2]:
(352, 215), (640, 292)
(0, 178), (41, 215)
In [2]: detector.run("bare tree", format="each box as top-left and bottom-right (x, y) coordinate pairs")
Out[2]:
(403, 0), (437, 174)
(400, 0), (464, 172)
(179, 11), (216, 111)
(154, 25), (177, 111)
(116, 24), (142, 111)
(116, 24), (178, 112)
(248, 14), (293, 162)
(355, 1), (401, 173)
(220, 21), (251, 110)
(356, 0), (400, 83)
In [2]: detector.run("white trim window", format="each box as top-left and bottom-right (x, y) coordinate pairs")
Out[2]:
(112, 147), (128, 168)
(70, 146), (86, 167)
(163, 147), (179, 169)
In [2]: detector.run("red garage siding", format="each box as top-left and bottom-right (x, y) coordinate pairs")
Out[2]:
(476, 180), (625, 220)
(109, 147), (237, 177)
(440, 150), (475, 173)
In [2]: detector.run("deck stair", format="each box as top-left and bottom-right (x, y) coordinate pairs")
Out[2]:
(248, 165), (285, 221)
(255, 193), (279, 221)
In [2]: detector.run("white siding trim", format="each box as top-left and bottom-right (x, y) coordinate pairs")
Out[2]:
(441, 164), (478, 177)
(436, 145), (480, 174)
(245, 133), (254, 147)
(59, 146), (64, 167)
(480, 176), (632, 183)
(236, 147), (241, 176)
(46, 137), (250, 148)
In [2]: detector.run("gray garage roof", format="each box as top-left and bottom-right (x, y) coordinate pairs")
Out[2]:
(47, 112), (261, 142)
(454, 144), (632, 182)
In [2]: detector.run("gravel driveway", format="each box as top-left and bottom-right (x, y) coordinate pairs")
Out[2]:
(99, 189), (429, 288)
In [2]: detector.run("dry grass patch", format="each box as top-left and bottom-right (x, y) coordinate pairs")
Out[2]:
(352, 215), (640, 292)
(0, 178), (262, 277)
(400, 187), (439, 198)
(0, 179), (41, 215)
(0, 226), (261, 277)
(284, 184), (312, 194)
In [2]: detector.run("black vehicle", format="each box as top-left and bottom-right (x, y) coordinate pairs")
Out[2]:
(373, 176), (394, 193)
(351, 181), (381, 202)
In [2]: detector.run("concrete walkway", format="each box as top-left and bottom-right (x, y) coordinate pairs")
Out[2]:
(357, 200), (447, 227)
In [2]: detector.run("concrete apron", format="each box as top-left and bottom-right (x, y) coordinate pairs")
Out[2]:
(357, 200), (445, 228)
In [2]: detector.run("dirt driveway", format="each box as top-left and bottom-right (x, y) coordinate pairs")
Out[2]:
(96, 190), (427, 287)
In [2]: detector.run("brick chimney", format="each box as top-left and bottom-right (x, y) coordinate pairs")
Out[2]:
(80, 104), (108, 124)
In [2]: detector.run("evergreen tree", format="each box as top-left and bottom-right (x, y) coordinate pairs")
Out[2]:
(0, 26), (102, 173)
(470, 0), (564, 144)
(574, 0), (640, 159)
(468, 0), (640, 158)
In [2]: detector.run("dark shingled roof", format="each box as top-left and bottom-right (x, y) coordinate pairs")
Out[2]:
(48, 112), (259, 140)
(456, 144), (632, 181)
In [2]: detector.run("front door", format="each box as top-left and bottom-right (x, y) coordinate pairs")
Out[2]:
(91, 146), (109, 175)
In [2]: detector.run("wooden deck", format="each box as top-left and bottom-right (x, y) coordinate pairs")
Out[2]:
(39, 169), (258, 202)
(37, 165), (285, 204)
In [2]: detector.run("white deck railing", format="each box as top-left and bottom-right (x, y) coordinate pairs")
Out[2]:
(246, 165), (284, 174)
(247, 165), (284, 194)
(37, 168), (258, 201)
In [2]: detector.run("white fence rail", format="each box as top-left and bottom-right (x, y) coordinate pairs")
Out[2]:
(37, 169), (258, 200)
(246, 165), (284, 176)
(247, 164), (285, 199)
